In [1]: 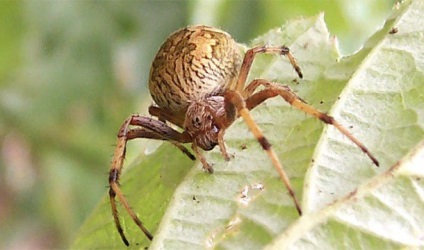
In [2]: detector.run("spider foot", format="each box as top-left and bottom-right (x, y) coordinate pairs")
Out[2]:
(222, 152), (234, 161)
(203, 163), (214, 173)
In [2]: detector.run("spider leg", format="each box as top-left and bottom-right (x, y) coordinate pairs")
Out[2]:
(127, 128), (195, 160)
(191, 143), (215, 173)
(149, 105), (185, 128)
(149, 105), (195, 156)
(109, 115), (192, 246)
(147, 105), (194, 158)
(224, 90), (303, 215)
(150, 105), (225, 173)
(217, 128), (231, 161)
(245, 79), (379, 167)
(214, 98), (236, 162)
(234, 45), (302, 93)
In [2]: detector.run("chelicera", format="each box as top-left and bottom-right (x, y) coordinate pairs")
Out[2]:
(108, 25), (379, 246)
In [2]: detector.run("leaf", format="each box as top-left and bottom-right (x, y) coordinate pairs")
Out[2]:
(72, 1), (424, 249)
(149, 14), (343, 250)
(267, 139), (424, 249)
(269, 0), (424, 248)
(71, 145), (195, 249)
(303, 0), (424, 213)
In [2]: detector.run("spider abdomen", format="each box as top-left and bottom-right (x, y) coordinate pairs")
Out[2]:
(149, 25), (243, 119)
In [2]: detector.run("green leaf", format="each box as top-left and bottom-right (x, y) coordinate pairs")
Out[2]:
(303, 0), (424, 212)
(72, 1), (424, 248)
(268, 139), (424, 249)
(272, 0), (424, 248)
(71, 145), (195, 249)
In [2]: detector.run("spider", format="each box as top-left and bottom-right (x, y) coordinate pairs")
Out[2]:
(108, 25), (379, 246)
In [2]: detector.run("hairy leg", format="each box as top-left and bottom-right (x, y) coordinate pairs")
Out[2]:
(244, 79), (379, 167)
(233, 45), (302, 93)
(224, 89), (303, 215)
(108, 115), (192, 246)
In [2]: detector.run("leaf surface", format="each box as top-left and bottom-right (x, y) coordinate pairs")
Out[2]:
(72, 1), (424, 249)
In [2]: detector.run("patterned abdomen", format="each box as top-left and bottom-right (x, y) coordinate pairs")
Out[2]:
(149, 25), (242, 118)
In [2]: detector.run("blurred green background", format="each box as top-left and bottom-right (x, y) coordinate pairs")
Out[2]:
(0, 0), (394, 249)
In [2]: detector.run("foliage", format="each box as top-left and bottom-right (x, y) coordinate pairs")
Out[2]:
(73, 1), (424, 249)
(0, 0), (400, 249)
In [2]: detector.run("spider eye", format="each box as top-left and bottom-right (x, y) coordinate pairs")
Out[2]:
(192, 117), (201, 128)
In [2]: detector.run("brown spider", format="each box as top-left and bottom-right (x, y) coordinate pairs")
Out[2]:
(108, 25), (379, 246)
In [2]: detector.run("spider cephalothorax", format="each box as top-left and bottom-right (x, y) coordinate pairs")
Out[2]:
(184, 95), (236, 172)
(185, 96), (228, 151)
(108, 25), (379, 246)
